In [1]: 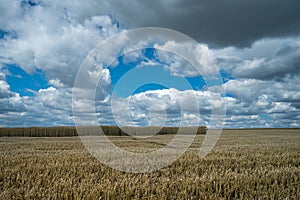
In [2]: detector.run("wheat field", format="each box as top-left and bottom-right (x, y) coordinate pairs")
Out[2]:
(0, 129), (299, 199)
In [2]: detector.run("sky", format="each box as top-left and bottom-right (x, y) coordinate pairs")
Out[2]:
(0, 0), (299, 128)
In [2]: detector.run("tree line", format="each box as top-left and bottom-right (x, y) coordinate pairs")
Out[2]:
(0, 126), (207, 137)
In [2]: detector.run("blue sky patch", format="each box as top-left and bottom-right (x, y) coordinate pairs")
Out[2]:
(0, 29), (17, 40)
(21, 0), (39, 8)
(108, 48), (208, 97)
(110, 64), (205, 98)
(4, 65), (49, 96)
(220, 69), (234, 83)
(132, 83), (168, 95)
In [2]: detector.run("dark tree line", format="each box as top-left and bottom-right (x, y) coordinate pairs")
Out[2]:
(0, 126), (207, 137)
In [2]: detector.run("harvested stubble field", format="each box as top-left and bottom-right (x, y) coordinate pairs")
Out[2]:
(0, 129), (299, 199)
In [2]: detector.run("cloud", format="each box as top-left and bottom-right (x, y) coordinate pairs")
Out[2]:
(222, 77), (300, 103)
(110, 88), (224, 127)
(0, 86), (74, 126)
(0, 70), (27, 115)
(0, 1), (120, 87)
(0, 93), (26, 115)
(214, 37), (300, 80)
(49, 79), (64, 88)
(154, 42), (218, 77)
(0, 72), (14, 99)
(232, 49), (300, 81)
(217, 77), (300, 127)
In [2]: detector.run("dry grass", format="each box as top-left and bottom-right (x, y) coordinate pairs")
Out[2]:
(0, 129), (299, 199)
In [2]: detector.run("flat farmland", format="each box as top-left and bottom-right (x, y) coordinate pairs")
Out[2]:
(0, 129), (299, 199)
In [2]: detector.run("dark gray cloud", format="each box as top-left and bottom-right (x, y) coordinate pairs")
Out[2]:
(98, 0), (300, 47)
